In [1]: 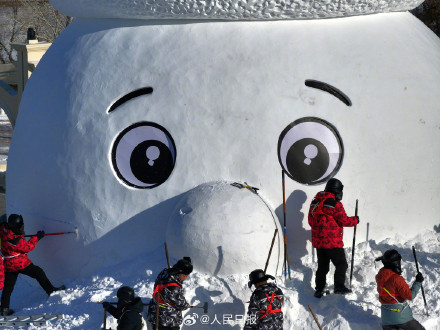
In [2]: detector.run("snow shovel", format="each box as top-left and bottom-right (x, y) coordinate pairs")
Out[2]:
(24, 227), (79, 239)
(190, 302), (208, 313)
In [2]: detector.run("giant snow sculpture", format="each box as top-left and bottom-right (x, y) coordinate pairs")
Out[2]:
(5, 0), (440, 279)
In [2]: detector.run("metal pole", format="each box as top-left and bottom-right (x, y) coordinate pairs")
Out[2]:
(349, 199), (358, 288)
(412, 246), (429, 316)
(282, 171), (291, 279)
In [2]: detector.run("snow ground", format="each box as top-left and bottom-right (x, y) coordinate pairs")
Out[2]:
(7, 230), (439, 329)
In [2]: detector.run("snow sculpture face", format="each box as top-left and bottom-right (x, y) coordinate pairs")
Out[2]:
(6, 0), (440, 279)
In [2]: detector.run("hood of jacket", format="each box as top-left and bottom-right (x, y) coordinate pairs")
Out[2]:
(313, 191), (336, 203)
(376, 267), (399, 284)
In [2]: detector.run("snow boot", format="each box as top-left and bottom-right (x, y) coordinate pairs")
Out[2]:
(1, 307), (14, 316)
(53, 285), (66, 292)
(334, 286), (352, 295)
(314, 290), (324, 298)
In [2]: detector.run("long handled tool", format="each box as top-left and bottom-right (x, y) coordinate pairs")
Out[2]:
(281, 171), (291, 279)
(264, 229), (278, 273)
(412, 246), (429, 316)
(349, 199), (358, 288)
(24, 228), (79, 239)
(103, 309), (107, 330)
(190, 302), (208, 314)
(308, 305), (323, 330)
(164, 242), (171, 269)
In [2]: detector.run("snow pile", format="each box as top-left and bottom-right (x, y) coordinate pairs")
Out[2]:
(10, 230), (439, 329)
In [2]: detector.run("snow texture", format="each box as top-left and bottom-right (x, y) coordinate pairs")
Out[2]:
(49, 0), (425, 20)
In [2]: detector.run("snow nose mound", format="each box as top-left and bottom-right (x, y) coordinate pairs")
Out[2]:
(166, 181), (283, 276)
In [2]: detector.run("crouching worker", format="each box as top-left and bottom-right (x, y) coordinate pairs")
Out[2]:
(375, 249), (425, 330)
(102, 286), (144, 330)
(0, 214), (65, 316)
(244, 269), (284, 330)
(147, 257), (193, 330)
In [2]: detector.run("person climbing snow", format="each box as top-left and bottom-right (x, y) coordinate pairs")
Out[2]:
(0, 214), (65, 316)
(102, 285), (144, 330)
(308, 178), (359, 298)
(147, 257), (193, 330)
(375, 249), (426, 330)
(244, 269), (284, 329)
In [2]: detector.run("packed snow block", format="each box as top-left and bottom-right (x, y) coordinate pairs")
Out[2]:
(50, 0), (425, 20)
(166, 182), (283, 275)
(5, 8), (440, 281)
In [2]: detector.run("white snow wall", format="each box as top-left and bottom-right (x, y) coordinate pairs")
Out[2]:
(6, 12), (440, 280)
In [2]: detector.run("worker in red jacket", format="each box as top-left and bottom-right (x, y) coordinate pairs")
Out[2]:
(308, 178), (359, 298)
(376, 249), (425, 330)
(0, 214), (65, 316)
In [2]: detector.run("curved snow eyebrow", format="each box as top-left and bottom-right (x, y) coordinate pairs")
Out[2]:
(107, 87), (154, 113)
(305, 80), (352, 106)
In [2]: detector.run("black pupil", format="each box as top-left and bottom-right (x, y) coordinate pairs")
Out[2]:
(286, 138), (329, 184)
(130, 140), (173, 185)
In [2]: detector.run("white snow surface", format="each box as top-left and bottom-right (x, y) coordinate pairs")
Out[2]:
(10, 230), (440, 329)
(49, 0), (425, 20)
(6, 12), (440, 282)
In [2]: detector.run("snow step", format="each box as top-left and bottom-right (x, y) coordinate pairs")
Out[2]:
(0, 314), (63, 327)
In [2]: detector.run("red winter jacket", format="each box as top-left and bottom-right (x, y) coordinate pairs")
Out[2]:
(308, 191), (358, 249)
(0, 223), (38, 272)
(375, 268), (413, 304)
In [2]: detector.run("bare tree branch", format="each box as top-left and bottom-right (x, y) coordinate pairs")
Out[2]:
(0, 0), (72, 63)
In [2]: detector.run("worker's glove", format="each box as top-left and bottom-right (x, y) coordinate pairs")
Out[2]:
(356, 216), (360, 224)
(36, 230), (45, 240)
(102, 302), (110, 310)
(415, 272), (424, 283)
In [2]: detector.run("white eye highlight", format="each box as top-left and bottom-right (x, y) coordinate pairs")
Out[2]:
(278, 117), (343, 185)
(111, 122), (176, 189)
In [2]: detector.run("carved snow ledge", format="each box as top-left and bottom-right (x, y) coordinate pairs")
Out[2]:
(50, 0), (425, 20)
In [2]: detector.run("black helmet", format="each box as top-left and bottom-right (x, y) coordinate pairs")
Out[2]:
(117, 286), (135, 305)
(325, 178), (344, 201)
(8, 214), (24, 235)
(247, 269), (275, 288)
(170, 257), (193, 275)
(375, 249), (402, 275)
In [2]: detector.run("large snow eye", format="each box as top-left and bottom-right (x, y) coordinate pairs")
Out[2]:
(111, 122), (176, 189)
(278, 117), (343, 185)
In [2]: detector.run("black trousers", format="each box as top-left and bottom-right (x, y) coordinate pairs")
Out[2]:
(315, 248), (348, 291)
(1, 263), (55, 308)
(382, 319), (426, 330)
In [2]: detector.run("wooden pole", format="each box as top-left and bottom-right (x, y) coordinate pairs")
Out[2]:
(308, 305), (323, 330)
(264, 229), (278, 273)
